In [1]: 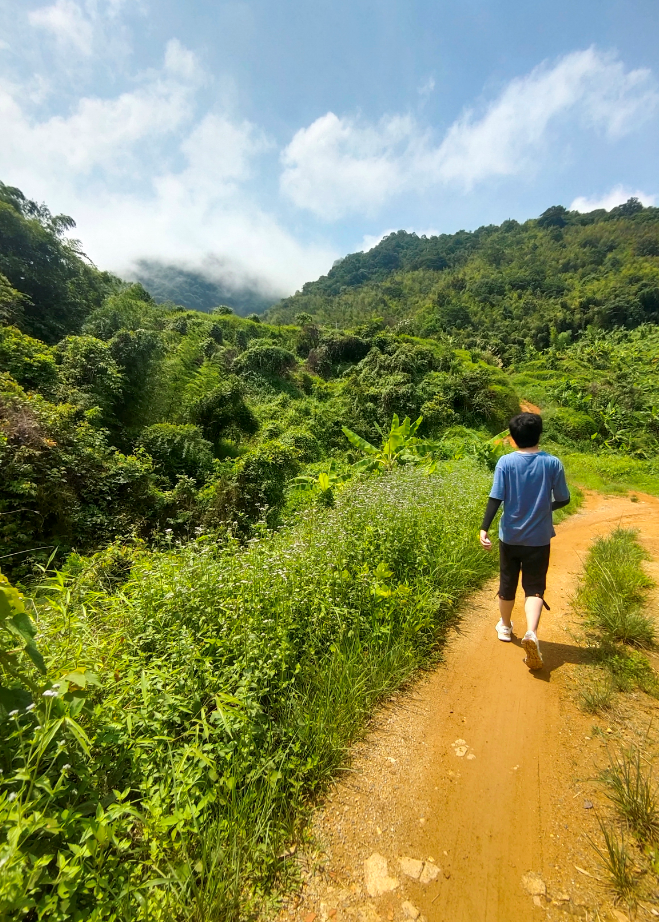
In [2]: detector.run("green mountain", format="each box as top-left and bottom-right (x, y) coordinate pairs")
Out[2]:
(132, 260), (279, 316)
(267, 200), (659, 363)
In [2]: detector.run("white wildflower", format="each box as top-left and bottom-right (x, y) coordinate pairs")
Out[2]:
(8, 792), (16, 802)
(8, 710), (18, 717)
(42, 689), (57, 697)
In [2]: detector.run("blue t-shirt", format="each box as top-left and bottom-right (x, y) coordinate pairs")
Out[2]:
(490, 451), (570, 547)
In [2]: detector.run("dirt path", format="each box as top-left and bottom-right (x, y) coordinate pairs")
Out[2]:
(281, 492), (659, 922)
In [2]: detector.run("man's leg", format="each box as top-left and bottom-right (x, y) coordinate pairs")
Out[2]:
(499, 596), (515, 628)
(524, 595), (544, 634)
(498, 542), (520, 631)
(520, 545), (551, 635)
(520, 545), (551, 670)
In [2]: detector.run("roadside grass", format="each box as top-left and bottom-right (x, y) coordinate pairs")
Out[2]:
(592, 739), (659, 910)
(574, 528), (656, 649)
(578, 673), (616, 715)
(1, 461), (498, 921)
(591, 819), (641, 910)
(553, 449), (659, 497)
(600, 746), (659, 845)
(573, 528), (659, 905)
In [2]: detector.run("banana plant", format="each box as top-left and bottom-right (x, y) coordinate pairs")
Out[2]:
(293, 460), (349, 504)
(342, 414), (427, 472)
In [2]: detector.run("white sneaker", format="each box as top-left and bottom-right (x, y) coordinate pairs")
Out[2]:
(496, 619), (513, 642)
(522, 631), (543, 670)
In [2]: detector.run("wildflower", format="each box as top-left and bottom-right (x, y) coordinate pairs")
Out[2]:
(8, 792), (16, 802)
(25, 703), (36, 711)
(62, 764), (71, 771)
(8, 710), (18, 717)
(42, 689), (57, 697)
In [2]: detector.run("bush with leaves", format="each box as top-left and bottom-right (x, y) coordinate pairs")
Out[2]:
(56, 335), (124, 421)
(0, 326), (58, 394)
(0, 376), (160, 574)
(183, 377), (258, 445)
(233, 342), (297, 377)
(137, 423), (215, 486)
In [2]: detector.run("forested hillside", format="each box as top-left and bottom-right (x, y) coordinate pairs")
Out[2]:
(1, 182), (659, 921)
(268, 200), (659, 364)
(0, 181), (522, 576)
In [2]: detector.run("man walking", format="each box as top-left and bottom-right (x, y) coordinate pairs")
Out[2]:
(479, 412), (570, 670)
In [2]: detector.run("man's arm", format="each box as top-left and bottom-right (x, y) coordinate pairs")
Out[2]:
(480, 461), (505, 550)
(552, 460), (570, 511)
(479, 497), (502, 549)
(481, 497), (502, 532)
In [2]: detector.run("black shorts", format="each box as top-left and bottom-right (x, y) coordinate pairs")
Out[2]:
(499, 541), (550, 600)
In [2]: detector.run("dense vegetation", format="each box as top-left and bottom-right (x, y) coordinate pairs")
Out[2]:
(0, 180), (522, 575)
(269, 200), (659, 364)
(1, 182), (659, 920)
(1, 465), (495, 919)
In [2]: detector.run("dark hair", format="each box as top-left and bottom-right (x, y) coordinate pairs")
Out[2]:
(509, 412), (543, 448)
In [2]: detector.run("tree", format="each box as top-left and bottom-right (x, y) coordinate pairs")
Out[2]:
(0, 183), (113, 342)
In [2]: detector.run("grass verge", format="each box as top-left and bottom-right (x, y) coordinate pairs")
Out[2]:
(574, 528), (656, 649)
(556, 449), (659, 497)
(1, 461), (497, 921)
(572, 528), (659, 905)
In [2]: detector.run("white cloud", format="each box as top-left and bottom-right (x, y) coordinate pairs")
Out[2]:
(0, 39), (200, 178)
(432, 47), (656, 185)
(570, 186), (656, 212)
(27, 1), (145, 70)
(29, 1), (94, 55)
(281, 111), (422, 219)
(281, 48), (659, 220)
(418, 76), (435, 99)
(0, 40), (335, 294)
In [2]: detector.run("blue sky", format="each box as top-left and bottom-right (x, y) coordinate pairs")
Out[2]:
(1, 0), (658, 297)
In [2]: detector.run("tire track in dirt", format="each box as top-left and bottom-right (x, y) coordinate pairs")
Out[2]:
(279, 491), (659, 922)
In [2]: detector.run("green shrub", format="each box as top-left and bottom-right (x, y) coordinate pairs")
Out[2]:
(234, 440), (300, 526)
(543, 406), (598, 443)
(279, 426), (322, 462)
(183, 378), (258, 443)
(0, 326), (58, 393)
(56, 335), (124, 418)
(0, 379), (159, 574)
(234, 343), (297, 376)
(137, 423), (214, 485)
(0, 273), (27, 326)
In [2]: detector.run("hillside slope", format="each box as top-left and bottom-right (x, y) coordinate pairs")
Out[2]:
(267, 201), (659, 363)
